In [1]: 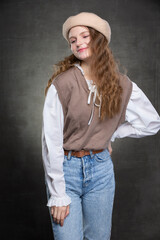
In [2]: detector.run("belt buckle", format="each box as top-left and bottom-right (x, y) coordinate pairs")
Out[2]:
(76, 149), (85, 158)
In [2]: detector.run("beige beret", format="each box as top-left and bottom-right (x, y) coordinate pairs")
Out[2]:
(62, 12), (111, 44)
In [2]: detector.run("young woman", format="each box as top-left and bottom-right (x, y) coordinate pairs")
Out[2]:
(42, 12), (160, 240)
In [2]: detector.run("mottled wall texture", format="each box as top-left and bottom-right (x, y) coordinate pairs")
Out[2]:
(0, 0), (160, 239)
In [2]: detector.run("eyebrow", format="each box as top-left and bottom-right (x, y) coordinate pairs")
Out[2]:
(69, 31), (89, 40)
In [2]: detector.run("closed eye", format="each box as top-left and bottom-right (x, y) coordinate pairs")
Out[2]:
(70, 35), (89, 44)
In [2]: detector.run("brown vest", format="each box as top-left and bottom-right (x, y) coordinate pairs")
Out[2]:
(52, 66), (132, 151)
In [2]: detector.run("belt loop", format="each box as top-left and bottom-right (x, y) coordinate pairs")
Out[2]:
(89, 150), (94, 158)
(67, 150), (72, 160)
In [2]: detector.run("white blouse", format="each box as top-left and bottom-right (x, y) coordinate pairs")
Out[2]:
(42, 64), (160, 207)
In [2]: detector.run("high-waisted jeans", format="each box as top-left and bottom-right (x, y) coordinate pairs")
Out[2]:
(46, 149), (115, 240)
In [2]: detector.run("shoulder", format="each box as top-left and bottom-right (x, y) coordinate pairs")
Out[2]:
(118, 72), (133, 90)
(51, 66), (80, 106)
(119, 72), (131, 84)
(52, 66), (78, 86)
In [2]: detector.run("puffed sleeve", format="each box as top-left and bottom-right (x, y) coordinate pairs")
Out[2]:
(42, 84), (71, 207)
(111, 81), (160, 141)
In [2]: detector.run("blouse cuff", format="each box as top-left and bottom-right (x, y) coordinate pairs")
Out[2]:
(47, 194), (72, 207)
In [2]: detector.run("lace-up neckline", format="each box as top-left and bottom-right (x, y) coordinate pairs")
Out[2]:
(74, 63), (102, 125)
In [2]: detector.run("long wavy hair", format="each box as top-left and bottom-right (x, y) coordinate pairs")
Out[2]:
(45, 26), (125, 120)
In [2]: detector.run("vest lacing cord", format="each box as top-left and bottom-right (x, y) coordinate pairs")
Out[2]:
(87, 85), (102, 125)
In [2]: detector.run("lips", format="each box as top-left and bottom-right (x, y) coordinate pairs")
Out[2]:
(78, 48), (87, 52)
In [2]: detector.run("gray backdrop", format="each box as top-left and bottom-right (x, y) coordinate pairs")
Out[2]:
(1, 0), (160, 239)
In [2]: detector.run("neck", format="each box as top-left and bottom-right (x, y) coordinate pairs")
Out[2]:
(80, 61), (92, 79)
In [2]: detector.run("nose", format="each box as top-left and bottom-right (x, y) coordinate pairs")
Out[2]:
(76, 37), (83, 46)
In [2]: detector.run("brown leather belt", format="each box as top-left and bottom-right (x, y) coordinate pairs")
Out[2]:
(64, 149), (104, 158)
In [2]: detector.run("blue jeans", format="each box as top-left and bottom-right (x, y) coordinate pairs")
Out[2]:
(46, 149), (115, 240)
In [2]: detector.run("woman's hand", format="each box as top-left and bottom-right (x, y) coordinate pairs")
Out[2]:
(108, 142), (112, 155)
(51, 205), (70, 227)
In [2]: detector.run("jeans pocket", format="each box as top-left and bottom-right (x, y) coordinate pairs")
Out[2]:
(94, 149), (111, 162)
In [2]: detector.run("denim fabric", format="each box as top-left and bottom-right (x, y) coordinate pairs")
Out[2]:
(46, 149), (115, 240)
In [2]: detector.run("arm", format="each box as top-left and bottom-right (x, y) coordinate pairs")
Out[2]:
(42, 84), (71, 207)
(111, 81), (160, 141)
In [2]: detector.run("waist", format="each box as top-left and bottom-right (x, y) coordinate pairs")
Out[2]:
(64, 149), (104, 158)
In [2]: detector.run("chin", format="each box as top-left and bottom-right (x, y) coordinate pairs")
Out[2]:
(76, 54), (91, 61)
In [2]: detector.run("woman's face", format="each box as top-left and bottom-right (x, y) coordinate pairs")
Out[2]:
(68, 26), (92, 61)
